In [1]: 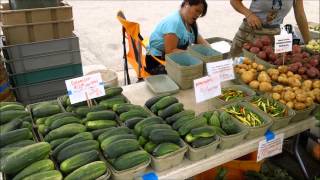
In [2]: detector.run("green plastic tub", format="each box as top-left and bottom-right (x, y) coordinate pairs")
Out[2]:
(10, 0), (59, 10)
(211, 85), (256, 108)
(247, 95), (295, 131)
(186, 136), (220, 161)
(9, 63), (83, 86)
(222, 102), (273, 140)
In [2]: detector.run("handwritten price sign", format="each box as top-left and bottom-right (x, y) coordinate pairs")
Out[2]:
(65, 73), (105, 104)
(194, 74), (221, 103)
(206, 59), (235, 82)
(274, 34), (292, 54)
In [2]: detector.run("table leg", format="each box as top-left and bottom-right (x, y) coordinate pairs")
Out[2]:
(294, 133), (310, 180)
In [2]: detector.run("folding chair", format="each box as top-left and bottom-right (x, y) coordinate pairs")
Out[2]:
(116, 11), (165, 85)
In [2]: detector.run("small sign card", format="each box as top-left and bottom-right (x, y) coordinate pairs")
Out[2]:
(206, 59), (235, 82)
(65, 73), (105, 104)
(274, 34), (293, 54)
(257, 133), (284, 162)
(193, 74), (221, 103)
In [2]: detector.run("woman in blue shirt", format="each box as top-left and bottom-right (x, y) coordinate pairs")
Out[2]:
(146, 0), (210, 75)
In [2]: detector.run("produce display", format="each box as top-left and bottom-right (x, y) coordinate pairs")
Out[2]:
(309, 24), (320, 32)
(306, 39), (320, 53)
(0, 102), (36, 160)
(98, 127), (150, 171)
(223, 105), (264, 127)
(243, 35), (276, 62)
(0, 142), (62, 180)
(250, 96), (287, 117)
(218, 89), (246, 102)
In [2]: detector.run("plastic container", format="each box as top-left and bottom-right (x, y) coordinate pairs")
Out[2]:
(9, 63), (83, 86)
(2, 19), (74, 45)
(145, 75), (179, 95)
(211, 85), (256, 108)
(150, 139), (187, 172)
(188, 44), (222, 74)
(2, 35), (80, 60)
(205, 37), (232, 59)
(222, 102), (273, 140)
(308, 22), (320, 39)
(1, 2), (72, 25)
(186, 136), (220, 161)
(12, 77), (70, 105)
(10, 0), (59, 10)
(108, 157), (151, 180)
(165, 52), (203, 90)
(86, 69), (118, 87)
(247, 95), (296, 131)
(290, 104), (316, 123)
(5, 50), (81, 74)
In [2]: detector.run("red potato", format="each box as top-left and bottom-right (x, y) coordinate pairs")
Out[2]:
(258, 51), (267, 59)
(252, 39), (263, 49)
(298, 67), (307, 75)
(250, 47), (260, 54)
(288, 63), (299, 73)
(261, 35), (272, 46)
(309, 59), (319, 67)
(268, 53), (277, 61)
(307, 67), (320, 78)
(263, 46), (273, 55)
(274, 58), (284, 65)
(302, 52), (310, 58)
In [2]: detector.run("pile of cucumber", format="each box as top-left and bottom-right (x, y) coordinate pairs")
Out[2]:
(98, 127), (150, 171)
(145, 95), (219, 149)
(51, 132), (107, 180)
(0, 142), (62, 180)
(0, 102), (36, 159)
(97, 87), (129, 109)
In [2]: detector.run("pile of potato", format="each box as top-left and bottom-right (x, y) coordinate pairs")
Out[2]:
(235, 58), (320, 111)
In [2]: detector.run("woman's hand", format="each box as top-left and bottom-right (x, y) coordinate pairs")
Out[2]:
(246, 13), (262, 29)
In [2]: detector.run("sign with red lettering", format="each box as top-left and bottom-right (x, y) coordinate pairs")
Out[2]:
(193, 74), (221, 103)
(65, 73), (105, 104)
(206, 59), (235, 82)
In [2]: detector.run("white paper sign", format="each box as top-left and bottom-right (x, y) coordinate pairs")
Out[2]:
(65, 73), (105, 104)
(274, 34), (292, 53)
(257, 133), (284, 162)
(206, 59), (235, 82)
(193, 74), (221, 103)
(210, 41), (231, 54)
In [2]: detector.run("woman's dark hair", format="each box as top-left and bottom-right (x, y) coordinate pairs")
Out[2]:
(181, 0), (208, 17)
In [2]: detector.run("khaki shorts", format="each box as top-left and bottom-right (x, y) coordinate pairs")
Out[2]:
(230, 21), (280, 57)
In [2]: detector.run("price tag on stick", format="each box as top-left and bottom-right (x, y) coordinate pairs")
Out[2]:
(257, 131), (284, 162)
(65, 73), (105, 105)
(274, 34), (292, 65)
(206, 59), (235, 82)
(193, 74), (221, 103)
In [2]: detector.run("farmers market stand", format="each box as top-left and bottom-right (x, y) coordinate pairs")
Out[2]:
(122, 81), (316, 180)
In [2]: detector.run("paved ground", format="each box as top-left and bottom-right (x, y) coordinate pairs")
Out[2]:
(68, 0), (320, 85)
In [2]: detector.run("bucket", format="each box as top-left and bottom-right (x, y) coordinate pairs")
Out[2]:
(87, 69), (118, 87)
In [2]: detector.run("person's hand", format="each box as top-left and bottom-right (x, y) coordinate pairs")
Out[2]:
(246, 13), (262, 29)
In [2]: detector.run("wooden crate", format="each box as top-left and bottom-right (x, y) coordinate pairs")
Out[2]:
(0, 2), (72, 26)
(1, 19), (74, 45)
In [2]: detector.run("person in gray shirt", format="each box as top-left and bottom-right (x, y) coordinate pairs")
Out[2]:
(229, 0), (311, 57)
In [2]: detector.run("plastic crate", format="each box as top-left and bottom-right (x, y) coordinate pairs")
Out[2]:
(165, 52), (203, 90)
(145, 74), (179, 95)
(1, 2), (72, 25)
(9, 63), (83, 86)
(222, 102), (273, 140)
(2, 19), (74, 45)
(5, 50), (81, 74)
(9, 0), (59, 10)
(12, 77), (71, 105)
(290, 104), (316, 123)
(2, 35), (79, 60)
(206, 37), (232, 59)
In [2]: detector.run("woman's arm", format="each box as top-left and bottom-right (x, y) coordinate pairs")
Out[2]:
(163, 34), (185, 54)
(293, 0), (311, 43)
(197, 34), (210, 47)
(230, 0), (262, 29)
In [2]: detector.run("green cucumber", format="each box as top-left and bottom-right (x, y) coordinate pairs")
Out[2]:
(165, 110), (195, 124)
(152, 143), (180, 157)
(91, 128), (113, 139)
(113, 150), (150, 171)
(103, 139), (140, 159)
(0, 142), (51, 174)
(60, 150), (99, 174)
(49, 138), (69, 150)
(150, 96), (178, 113)
(85, 120), (117, 130)
(22, 170), (62, 180)
(172, 116), (195, 130)
(98, 127), (132, 142)
(4, 140), (34, 148)
(0, 104), (24, 112)
(0, 128), (32, 148)
(178, 117), (207, 136)
(149, 129), (180, 144)
(57, 140), (99, 162)
(0, 147), (20, 158)
(12, 159), (55, 180)
(0, 110), (29, 124)
(113, 104), (144, 114)
(44, 123), (86, 142)
(52, 132), (93, 158)
(0, 118), (23, 133)
(124, 117), (144, 129)
(158, 103), (183, 119)
(49, 116), (81, 130)
(86, 110), (116, 121)
(190, 126), (217, 138)
(44, 112), (75, 127)
(191, 137), (216, 148)
(32, 104), (61, 118)
(144, 94), (170, 109)
(144, 141), (157, 153)
(141, 124), (172, 139)
(134, 116), (165, 135)
(138, 136), (148, 146)
(64, 161), (107, 180)
(119, 109), (150, 122)
(101, 134), (137, 151)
